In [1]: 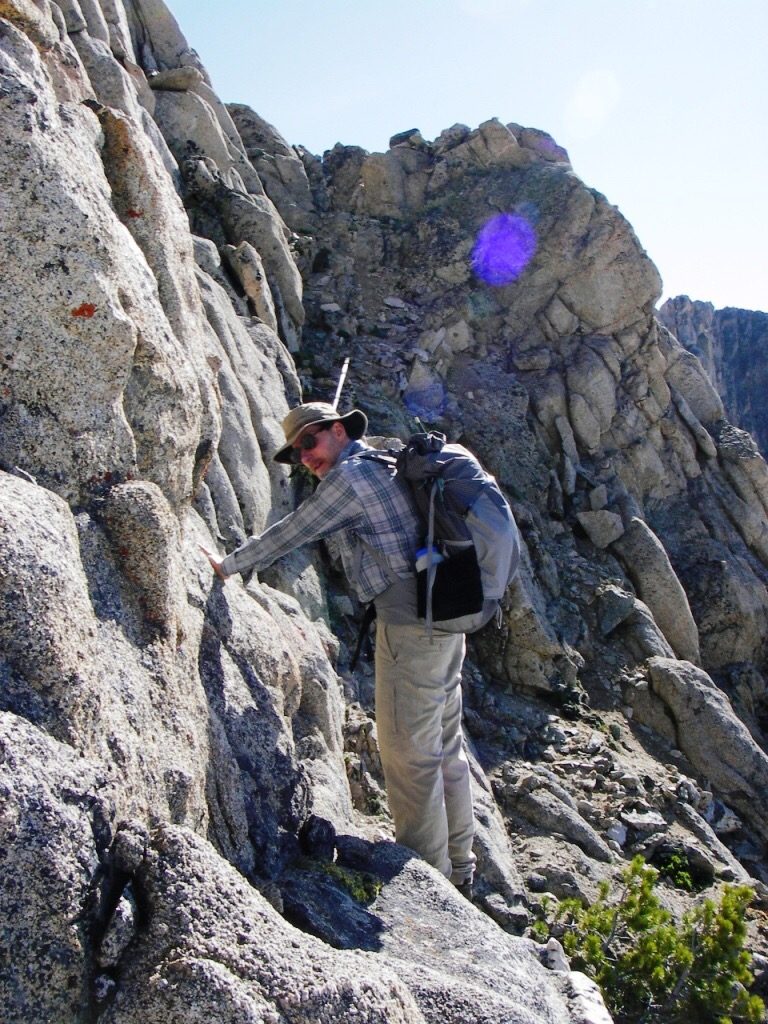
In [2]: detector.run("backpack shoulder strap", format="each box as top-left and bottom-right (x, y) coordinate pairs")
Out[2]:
(351, 449), (400, 469)
(350, 602), (377, 670)
(343, 448), (413, 586)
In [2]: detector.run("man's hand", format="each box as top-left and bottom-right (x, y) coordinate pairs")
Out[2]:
(199, 544), (229, 582)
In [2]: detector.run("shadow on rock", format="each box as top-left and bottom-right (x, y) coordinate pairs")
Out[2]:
(279, 835), (417, 951)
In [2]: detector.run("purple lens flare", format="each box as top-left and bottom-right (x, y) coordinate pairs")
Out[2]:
(471, 213), (537, 286)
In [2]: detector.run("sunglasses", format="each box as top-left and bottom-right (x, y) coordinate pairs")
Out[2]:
(289, 422), (334, 464)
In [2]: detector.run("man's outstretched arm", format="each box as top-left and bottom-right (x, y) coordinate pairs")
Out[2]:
(201, 469), (363, 580)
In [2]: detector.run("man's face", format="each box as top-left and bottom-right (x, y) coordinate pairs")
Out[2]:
(293, 421), (349, 479)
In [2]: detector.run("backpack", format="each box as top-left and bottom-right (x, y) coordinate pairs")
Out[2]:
(361, 430), (521, 633)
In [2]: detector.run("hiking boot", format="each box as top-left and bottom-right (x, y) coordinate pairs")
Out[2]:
(454, 877), (474, 902)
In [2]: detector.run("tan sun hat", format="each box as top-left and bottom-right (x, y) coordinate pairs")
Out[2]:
(273, 401), (368, 464)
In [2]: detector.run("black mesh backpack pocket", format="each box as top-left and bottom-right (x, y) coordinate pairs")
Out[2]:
(416, 547), (483, 622)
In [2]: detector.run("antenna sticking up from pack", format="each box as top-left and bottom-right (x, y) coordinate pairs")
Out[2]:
(332, 357), (350, 410)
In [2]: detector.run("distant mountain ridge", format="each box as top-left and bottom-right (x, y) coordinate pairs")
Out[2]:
(660, 296), (768, 459)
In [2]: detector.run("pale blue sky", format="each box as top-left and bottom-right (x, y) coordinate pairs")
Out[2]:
(169, 0), (767, 312)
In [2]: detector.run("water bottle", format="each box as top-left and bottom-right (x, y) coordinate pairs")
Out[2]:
(415, 546), (444, 573)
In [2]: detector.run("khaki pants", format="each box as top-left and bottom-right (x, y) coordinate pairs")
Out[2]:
(374, 621), (476, 884)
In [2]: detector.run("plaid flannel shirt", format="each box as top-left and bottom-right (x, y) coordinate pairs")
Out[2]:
(218, 440), (423, 603)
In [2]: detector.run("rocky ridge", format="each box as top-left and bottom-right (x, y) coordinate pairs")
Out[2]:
(1, 1), (768, 1021)
(659, 295), (768, 459)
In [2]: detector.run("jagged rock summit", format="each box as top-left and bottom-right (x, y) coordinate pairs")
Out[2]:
(660, 295), (768, 460)
(1, 1), (767, 1022)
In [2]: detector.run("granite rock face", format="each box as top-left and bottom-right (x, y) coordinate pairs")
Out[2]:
(660, 296), (768, 458)
(0, 3), (355, 1018)
(1, 1), (767, 1021)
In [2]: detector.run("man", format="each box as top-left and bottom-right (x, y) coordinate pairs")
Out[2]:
(203, 401), (476, 893)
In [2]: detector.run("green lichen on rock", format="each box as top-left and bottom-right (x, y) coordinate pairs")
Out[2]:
(321, 863), (383, 905)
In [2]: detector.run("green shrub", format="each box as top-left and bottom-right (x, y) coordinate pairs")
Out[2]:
(650, 849), (715, 893)
(553, 856), (764, 1024)
(654, 851), (696, 891)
